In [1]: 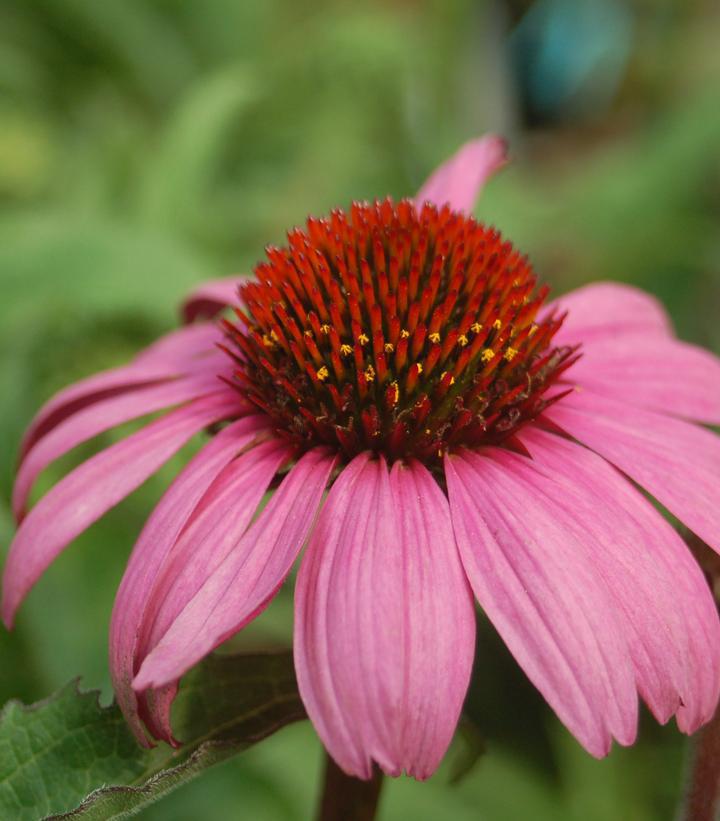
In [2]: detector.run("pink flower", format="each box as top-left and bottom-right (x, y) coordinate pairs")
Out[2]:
(4, 135), (720, 780)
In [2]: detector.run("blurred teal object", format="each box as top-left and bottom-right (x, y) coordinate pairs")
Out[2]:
(510, 0), (634, 123)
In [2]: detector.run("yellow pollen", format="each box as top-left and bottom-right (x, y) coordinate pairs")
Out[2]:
(440, 371), (455, 385)
(416, 362), (423, 374)
(262, 334), (275, 348)
(400, 329), (410, 339)
(390, 381), (399, 405)
(529, 324), (538, 337)
(304, 329), (313, 337)
(458, 334), (468, 347)
(481, 348), (495, 362)
(320, 324), (330, 334)
(428, 332), (441, 344)
(504, 347), (519, 361)
(270, 330), (279, 341)
(316, 366), (329, 381)
(340, 344), (353, 356)
(470, 322), (483, 334)
(358, 333), (369, 346)
(384, 342), (394, 353)
(493, 319), (502, 330)
(364, 365), (376, 382)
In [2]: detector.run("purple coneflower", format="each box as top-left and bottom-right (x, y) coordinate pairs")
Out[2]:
(4, 137), (720, 780)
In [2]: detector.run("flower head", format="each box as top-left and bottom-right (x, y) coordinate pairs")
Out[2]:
(226, 198), (575, 467)
(4, 135), (720, 780)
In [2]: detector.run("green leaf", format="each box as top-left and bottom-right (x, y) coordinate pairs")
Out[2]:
(0, 649), (305, 820)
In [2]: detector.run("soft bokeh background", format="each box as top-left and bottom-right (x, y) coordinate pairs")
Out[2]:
(1, 0), (719, 818)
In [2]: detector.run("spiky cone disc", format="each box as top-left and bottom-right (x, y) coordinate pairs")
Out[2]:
(225, 199), (578, 468)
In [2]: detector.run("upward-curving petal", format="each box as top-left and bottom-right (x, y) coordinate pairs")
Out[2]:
(2, 390), (239, 628)
(132, 447), (335, 693)
(109, 414), (271, 744)
(445, 448), (638, 757)
(517, 427), (720, 732)
(545, 390), (720, 554)
(294, 455), (476, 780)
(181, 278), (242, 323)
(414, 135), (508, 215)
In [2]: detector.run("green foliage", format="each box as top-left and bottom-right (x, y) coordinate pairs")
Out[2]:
(0, 651), (304, 820)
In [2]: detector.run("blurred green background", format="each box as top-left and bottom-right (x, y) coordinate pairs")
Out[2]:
(1, 0), (719, 818)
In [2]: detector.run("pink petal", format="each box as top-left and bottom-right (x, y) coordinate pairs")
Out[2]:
(138, 450), (293, 743)
(295, 455), (476, 780)
(2, 390), (240, 628)
(518, 428), (720, 731)
(133, 437), (291, 744)
(14, 372), (229, 521)
(109, 415), (270, 744)
(132, 447), (335, 693)
(19, 329), (231, 460)
(545, 282), (674, 348)
(545, 390), (720, 554)
(563, 335), (720, 425)
(134, 322), (226, 366)
(413, 135), (508, 214)
(181, 278), (241, 323)
(445, 449), (637, 757)
(18, 361), (182, 460)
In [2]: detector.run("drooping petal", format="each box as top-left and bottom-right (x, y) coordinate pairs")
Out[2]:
(545, 282), (673, 347)
(18, 361), (184, 459)
(134, 437), (291, 744)
(445, 449), (637, 757)
(19, 330), (230, 460)
(294, 455), (476, 780)
(517, 428), (720, 731)
(134, 322), (225, 366)
(2, 390), (240, 628)
(181, 278), (241, 323)
(545, 390), (720, 554)
(141, 442), (292, 742)
(562, 335), (720, 424)
(142, 440), (291, 644)
(132, 447), (335, 693)
(414, 135), (508, 214)
(14, 372), (229, 521)
(109, 414), (270, 744)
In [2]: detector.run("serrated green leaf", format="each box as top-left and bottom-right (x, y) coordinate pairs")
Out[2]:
(0, 650), (305, 820)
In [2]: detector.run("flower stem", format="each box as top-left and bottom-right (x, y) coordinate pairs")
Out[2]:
(316, 753), (384, 821)
(680, 701), (720, 820)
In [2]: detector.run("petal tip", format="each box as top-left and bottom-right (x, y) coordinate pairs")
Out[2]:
(414, 133), (509, 214)
(1, 579), (19, 630)
(1, 608), (15, 631)
(132, 666), (163, 694)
